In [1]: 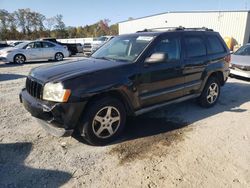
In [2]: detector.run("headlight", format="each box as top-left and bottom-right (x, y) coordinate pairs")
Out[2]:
(43, 82), (71, 102)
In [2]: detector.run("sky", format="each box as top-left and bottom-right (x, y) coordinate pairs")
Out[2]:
(1, 0), (250, 26)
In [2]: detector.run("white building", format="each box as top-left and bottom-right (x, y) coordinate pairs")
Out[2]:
(119, 10), (250, 46)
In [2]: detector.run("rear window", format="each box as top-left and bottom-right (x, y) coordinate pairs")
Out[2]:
(207, 35), (225, 54)
(185, 36), (206, 58)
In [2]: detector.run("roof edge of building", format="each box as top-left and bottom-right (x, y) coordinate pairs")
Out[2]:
(118, 10), (250, 24)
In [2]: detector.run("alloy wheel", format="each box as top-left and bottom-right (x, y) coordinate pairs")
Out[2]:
(55, 53), (63, 61)
(15, 55), (25, 64)
(92, 106), (121, 139)
(207, 83), (219, 104)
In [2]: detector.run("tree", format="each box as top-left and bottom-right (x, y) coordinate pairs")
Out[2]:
(0, 8), (119, 40)
(0, 9), (10, 40)
(45, 17), (56, 31)
(53, 14), (67, 38)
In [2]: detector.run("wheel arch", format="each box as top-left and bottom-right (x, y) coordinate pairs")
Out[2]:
(55, 52), (64, 57)
(14, 53), (26, 62)
(82, 90), (134, 117)
(200, 70), (225, 93)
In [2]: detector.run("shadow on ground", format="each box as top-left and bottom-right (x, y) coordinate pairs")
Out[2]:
(0, 142), (72, 188)
(74, 81), (250, 147)
(0, 73), (26, 81)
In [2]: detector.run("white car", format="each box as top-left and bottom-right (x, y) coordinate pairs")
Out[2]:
(230, 44), (250, 78)
(0, 41), (69, 64)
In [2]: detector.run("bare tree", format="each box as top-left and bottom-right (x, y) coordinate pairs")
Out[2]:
(0, 9), (10, 40)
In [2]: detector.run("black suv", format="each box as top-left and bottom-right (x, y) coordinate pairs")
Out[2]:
(20, 28), (230, 145)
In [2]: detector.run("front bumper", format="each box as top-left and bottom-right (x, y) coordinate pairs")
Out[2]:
(20, 89), (87, 137)
(230, 68), (250, 78)
(0, 53), (12, 62)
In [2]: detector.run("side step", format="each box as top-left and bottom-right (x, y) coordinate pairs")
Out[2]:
(135, 94), (200, 116)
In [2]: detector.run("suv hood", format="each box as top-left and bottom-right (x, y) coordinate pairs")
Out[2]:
(30, 58), (129, 83)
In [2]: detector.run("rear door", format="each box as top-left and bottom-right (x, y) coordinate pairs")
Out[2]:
(41, 41), (56, 59)
(182, 33), (208, 95)
(137, 33), (185, 107)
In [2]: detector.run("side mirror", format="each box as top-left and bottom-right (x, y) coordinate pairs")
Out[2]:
(145, 53), (168, 64)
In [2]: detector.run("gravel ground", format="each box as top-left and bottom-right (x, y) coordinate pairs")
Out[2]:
(0, 58), (250, 188)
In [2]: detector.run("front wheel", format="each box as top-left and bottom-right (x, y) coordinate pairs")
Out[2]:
(198, 77), (221, 108)
(14, 54), (25, 64)
(54, 52), (64, 61)
(79, 97), (126, 146)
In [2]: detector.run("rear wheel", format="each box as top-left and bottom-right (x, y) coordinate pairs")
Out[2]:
(198, 77), (220, 108)
(54, 52), (64, 61)
(14, 54), (25, 64)
(79, 97), (126, 145)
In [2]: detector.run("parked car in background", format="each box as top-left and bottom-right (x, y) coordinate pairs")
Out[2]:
(20, 27), (230, 145)
(76, 43), (83, 53)
(41, 38), (79, 56)
(83, 36), (113, 56)
(0, 42), (10, 50)
(0, 40), (69, 64)
(230, 44), (250, 78)
(9, 41), (29, 47)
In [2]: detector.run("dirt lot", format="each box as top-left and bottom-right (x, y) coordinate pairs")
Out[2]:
(0, 58), (250, 188)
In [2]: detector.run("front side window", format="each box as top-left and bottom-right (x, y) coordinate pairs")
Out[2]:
(185, 36), (206, 58)
(92, 35), (155, 62)
(26, 42), (35, 49)
(148, 36), (180, 62)
(26, 42), (42, 49)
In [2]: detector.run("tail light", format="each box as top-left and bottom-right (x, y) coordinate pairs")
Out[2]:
(224, 54), (231, 63)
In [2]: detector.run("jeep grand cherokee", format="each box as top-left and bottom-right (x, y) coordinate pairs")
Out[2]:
(20, 27), (230, 145)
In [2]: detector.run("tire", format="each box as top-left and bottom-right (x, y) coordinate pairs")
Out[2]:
(198, 76), (221, 108)
(79, 97), (126, 146)
(54, 52), (64, 61)
(68, 50), (72, 57)
(14, 54), (25, 64)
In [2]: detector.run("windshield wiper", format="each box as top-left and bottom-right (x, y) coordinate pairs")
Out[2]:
(92, 56), (116, 61)
(92, 56), (130, 62)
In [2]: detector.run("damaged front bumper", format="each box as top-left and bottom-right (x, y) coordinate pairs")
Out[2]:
(19, 89), (87, 137)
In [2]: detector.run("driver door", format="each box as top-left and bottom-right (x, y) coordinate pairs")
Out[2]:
(25, 42), (44, 60)
(137, 34), (185, 107)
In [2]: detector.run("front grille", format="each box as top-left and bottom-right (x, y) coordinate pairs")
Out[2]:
(26, 77), (43, 99)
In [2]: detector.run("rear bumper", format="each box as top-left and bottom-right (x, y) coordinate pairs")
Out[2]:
(20, 89), (87, 137)
(230, 68), (250, 78)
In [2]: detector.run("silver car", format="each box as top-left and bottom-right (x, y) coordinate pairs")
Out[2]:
(230, 44), (250, 78)
(0, 40), (69, 64)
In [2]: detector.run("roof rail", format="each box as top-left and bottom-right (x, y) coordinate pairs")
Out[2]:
(136, 26), (213, 32)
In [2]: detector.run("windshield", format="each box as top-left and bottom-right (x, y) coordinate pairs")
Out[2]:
(15, 42), (30, 49)
(91, 35), (155, 62)
(234, 45), (250, 56)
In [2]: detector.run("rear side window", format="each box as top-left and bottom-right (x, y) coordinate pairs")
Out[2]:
(42, 42), (55, 48)
(185, 36), (206, 58)
(207, 35), (225, 54)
